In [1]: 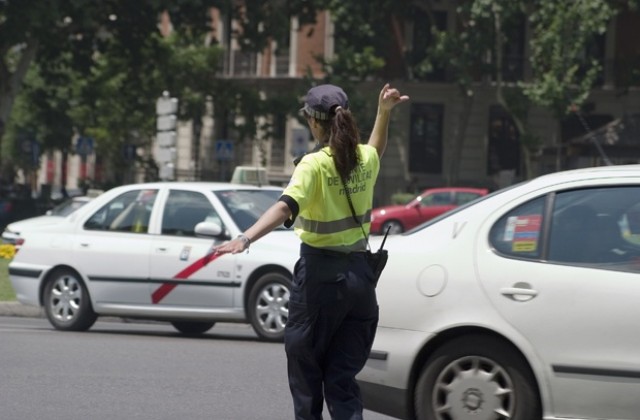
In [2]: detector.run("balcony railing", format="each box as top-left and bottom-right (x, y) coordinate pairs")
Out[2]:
(220, 48), (291, 78)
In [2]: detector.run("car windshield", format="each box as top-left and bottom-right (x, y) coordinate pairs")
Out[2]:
(50, 198), (88, 216)
(214, 189), (285, 231)
(405, 182), (526, 235)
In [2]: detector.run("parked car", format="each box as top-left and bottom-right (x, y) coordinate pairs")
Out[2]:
(9, 182), (298, 341)
(0, 196), (39, 231)
(357, 165), (640, 420)
(2, 196), (95, 245)
(370, 187), (488, 234)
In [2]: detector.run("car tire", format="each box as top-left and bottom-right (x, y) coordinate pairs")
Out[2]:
(414, 334), (540, 420)
(171, 321), (216, 335)
(247, 271), (290, 342)
(382, 220), (404, 234)
(43, 268), (97, 332)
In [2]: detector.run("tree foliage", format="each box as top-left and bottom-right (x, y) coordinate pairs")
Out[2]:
(0, 0), (319, 184)
(524, 0), (615, 118)
(420, 0), (631, 180)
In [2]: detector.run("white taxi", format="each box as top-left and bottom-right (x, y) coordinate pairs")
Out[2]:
(359, 165), (640, 420)
(9, 182), (299, 341)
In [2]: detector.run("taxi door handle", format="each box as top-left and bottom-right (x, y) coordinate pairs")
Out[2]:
(156, 247), (168, 253)
(500, 283), (538, 302)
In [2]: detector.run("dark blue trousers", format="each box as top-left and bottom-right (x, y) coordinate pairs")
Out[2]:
(285, 243), (379, 420)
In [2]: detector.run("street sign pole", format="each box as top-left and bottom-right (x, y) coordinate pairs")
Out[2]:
(155, 91), (178, 181)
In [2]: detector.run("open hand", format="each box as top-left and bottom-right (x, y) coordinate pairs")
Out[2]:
(379, 83), (410, 111)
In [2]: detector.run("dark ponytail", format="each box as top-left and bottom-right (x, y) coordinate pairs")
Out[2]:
(317, 106), (361, 181)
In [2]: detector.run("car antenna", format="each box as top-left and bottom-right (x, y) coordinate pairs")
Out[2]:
(570, 104), (613, 166)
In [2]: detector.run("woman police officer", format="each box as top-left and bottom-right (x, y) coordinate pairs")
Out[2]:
(213, 83), (409, 419)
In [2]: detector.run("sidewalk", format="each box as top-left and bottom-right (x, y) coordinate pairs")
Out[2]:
(0, 301), (43, 317)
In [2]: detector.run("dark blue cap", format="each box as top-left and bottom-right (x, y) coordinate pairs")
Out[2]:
(301, 84), (349, 120)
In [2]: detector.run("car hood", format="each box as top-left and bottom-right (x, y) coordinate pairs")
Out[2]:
(255, 229), (300, 252)
(5, 215), (65, 233)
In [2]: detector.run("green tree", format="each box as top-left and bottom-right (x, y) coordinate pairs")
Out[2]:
(1, 0), (326, 184)
(288, 0), (638, 182)
(424, 0), (635, 181)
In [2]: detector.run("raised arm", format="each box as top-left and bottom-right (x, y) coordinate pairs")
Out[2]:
(367, 84), (410, 157)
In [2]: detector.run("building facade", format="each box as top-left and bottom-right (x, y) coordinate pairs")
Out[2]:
(38, 5), (640, 206)
(198, 5), (640, 205)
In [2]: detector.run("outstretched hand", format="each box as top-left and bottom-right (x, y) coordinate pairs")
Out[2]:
(378, 83), (410, 112)
(209, 237), (248, 256)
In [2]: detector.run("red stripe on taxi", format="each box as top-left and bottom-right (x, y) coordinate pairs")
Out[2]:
(151, 252), (222, 304)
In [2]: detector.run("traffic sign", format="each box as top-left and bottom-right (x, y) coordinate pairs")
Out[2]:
(156, 115), (177, 131)
(76, 136), (94, 157)
(156, 92), (179, 180)
(156, 96), (178, 115)
(157, 131), (176, 147)
(155, 147), (176, 163)
(216, 140), (234, 161)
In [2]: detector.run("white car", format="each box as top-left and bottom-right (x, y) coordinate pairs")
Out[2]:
(9, 182), (299, 341)
(358, 165), (640, 420)
(2, 196), (94, 245)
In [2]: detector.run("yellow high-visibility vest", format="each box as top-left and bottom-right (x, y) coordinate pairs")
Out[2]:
(282, 144), (380, 252)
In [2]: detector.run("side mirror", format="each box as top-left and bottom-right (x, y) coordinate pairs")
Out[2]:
(195, 221), (225, 238)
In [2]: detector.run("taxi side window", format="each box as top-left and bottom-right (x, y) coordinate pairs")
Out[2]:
(490, 196), (545, 260)
(84, 190), (158, 233)
(548, 187), (640, 271)
(161, 190), (219, 237)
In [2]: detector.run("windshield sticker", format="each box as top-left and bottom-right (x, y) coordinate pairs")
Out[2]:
(505, 214), (541, 252)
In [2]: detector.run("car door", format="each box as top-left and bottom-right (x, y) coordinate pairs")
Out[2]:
(477, 186), (640, 419)
(73, 188), (159, 306)
(148, 189), (236, 308)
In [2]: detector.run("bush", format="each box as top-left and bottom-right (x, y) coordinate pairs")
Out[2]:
(0, 244), (15, 260)
(390, 192), (415, 205)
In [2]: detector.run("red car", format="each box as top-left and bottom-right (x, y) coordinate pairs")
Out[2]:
(370, 187), (489, 234)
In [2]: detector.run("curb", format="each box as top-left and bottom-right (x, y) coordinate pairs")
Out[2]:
(0, 301), (44, 318)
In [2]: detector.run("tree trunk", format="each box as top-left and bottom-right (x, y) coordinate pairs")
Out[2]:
(0, 40), (39, 149)
(447, 92), (474, 186)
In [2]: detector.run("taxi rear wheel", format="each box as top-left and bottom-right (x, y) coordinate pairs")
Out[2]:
(247, 271), (290, 342)
(171, 321), (216, 335)
(414, 334), (540, 420)
(43, 268), (97, 331)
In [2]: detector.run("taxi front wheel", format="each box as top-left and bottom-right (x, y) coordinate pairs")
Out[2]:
(414, 334), (541, 420)
(247, 271), (290, 342)
(171, 321), (215, 335)
(43, 268), (97, 332)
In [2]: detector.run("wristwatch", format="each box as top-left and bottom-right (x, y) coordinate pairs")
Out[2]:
(237, 234), (251, 249)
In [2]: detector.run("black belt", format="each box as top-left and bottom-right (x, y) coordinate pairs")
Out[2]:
(300, 243), (365, 258)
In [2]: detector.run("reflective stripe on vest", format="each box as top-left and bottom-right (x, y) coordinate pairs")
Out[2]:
(297, 210), (371, 234)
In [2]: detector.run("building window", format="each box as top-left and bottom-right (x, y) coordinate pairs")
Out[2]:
(487, 105), (520, 176)
(579, 33), (606, 86)
(274, 30), (291, 77)
(500, 15), (526, 82)
(411, 9), (447, 81)
(409, 103), (443, 174)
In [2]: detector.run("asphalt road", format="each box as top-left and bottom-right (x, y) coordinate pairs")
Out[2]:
(0, 307), (397, 420)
